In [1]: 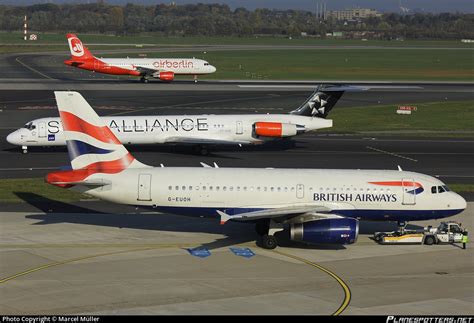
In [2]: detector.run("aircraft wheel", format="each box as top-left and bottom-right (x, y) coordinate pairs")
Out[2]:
(255, 219), (270, 236)
(261, 235), (278, 249)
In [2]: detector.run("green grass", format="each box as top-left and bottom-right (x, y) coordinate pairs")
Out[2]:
(106, 49), (474, 81)
(326, 100), (474, 133)
(0, 177), (472, 204)
(0, 178), (89, 203)
(2, 31), (473, 47)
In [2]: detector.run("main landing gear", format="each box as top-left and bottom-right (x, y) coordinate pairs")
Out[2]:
(255, 219), (284, 249)
(140, 76), (149, 83)
(193, 75), (198, 83)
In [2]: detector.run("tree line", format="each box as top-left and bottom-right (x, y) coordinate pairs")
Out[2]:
(0, 3), (472, 39)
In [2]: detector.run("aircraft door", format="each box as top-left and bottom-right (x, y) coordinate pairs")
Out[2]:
(138, 174), (152, 201)
(38, 122), (47, 138)
(402, 178), (416, 205)
(296, 184), (304, 199)
(236, 121), (243, 135)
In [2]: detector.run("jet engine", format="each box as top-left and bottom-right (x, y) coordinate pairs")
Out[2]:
(154, 71), (175, 82)
(253, 122), (305, 138)
(290, 218), (359, 245)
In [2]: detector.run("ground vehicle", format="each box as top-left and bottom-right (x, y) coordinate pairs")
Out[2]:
(374, 221), (467, 245)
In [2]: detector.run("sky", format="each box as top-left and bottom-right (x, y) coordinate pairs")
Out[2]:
(2, 0), (473, 13)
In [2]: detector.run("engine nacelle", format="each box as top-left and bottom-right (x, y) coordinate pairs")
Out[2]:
(154, 71), (175, 82)
(254, 122), (304, 138)
(290, 218), (359, 245)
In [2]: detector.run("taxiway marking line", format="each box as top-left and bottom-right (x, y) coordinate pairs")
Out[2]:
(15, 57), (54, 80)
(0, 246), (182, 284)
(366, 146), (418, 162)
(273, 250), (351, 316)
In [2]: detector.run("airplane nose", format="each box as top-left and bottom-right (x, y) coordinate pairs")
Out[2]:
(6, 131), (20, 145)
(456, 193), (467, 211)
(450, 192), (467, 213)
(209, 65), (217, 73)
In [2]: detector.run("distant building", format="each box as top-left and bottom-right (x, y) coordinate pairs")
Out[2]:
(327, 8), (381, 21)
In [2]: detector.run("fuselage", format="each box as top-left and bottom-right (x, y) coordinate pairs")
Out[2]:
(75, 168), (466, 222)
(7, 115), (332, 147)
(65, 57), (217, 76)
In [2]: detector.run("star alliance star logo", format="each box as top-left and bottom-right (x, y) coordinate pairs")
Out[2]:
(308, 92), (328, 116)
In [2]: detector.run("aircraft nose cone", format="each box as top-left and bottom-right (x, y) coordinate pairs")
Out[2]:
(6, 131), (20, 145)
(209, 65), (217, 73)
(457, 193), (467, 211)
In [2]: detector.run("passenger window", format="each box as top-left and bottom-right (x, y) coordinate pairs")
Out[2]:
(216, 186), (220, 191)
(223, 186), (227, 191)
(203, 186), (206, 191)
(168, 186), (172, 191)
(189, 186), (193, 191)
(209, 186), (213, 191)
(431, 186), (437, 194)
(270, 187), (274, 192)
(175, 186), (179, 191)
(182, 186), (186, 191)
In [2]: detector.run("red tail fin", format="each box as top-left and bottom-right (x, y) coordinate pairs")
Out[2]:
(66, 33), (93, 60)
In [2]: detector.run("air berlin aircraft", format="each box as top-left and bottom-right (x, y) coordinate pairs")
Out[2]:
(7, 85), (353, 154)
(45, 91), (466, 249)
(64, 33), (216, 82)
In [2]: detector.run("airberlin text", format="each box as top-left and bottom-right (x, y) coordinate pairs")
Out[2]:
(153, 60), (193, 69)
(313, 193), (397, 203)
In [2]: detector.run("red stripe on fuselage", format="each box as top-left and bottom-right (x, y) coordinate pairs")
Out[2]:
(46, 153), (134, 186)
(369, 181), (422, 188)
(60, 111), (121, 145)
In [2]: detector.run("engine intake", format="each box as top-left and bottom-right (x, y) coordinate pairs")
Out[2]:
(290, 218), (359, 245)
(254, 122), (305, 138)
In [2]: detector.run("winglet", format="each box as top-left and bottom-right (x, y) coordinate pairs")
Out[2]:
(217, 210), (231, 225)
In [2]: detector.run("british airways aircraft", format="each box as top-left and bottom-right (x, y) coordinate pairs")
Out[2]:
(64, 33), (216, 83)
(45, 91), (466, 249)
(7, 85), (350, 154)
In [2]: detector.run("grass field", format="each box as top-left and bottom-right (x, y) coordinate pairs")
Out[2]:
(327, 100), (474, 134)
(106, 49), (474, 81)
(0, 177), (472, 204)
(2, 31), (473, 47)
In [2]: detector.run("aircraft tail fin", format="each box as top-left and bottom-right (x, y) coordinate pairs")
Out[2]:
(66, 33), (94, 60)
(290, 84), (366, 118)
(46, 91), (148, 187)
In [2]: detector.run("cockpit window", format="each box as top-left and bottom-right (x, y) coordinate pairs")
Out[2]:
(442, 185), (450, 192)
(438, 186), (446, 193)
(204, 63), (209, 66)
(431, 186), (437, 194)
(23, 122), (36, 130)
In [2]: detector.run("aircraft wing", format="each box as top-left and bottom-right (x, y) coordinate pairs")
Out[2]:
(134, 65), (157, 75)
(217, 204), (334, 224)
(164, 137), (252, 145)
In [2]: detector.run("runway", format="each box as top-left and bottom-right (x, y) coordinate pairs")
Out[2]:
(1, 89), (473, 187)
